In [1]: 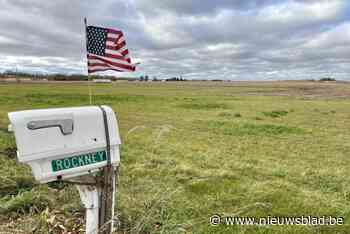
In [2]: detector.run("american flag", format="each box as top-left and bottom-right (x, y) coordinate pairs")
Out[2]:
(86, 25), (136, 73)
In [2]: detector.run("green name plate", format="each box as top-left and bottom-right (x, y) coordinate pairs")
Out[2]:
(51, 150), (107, 172)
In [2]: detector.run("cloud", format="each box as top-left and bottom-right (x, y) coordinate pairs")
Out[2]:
(0, 0), (349, 80)
(134, 0), (279, 16)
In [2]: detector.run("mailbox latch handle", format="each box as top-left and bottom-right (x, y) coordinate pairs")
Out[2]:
(27, 119), (74, 135)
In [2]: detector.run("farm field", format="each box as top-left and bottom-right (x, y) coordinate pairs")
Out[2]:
(0, 81), (350, 233)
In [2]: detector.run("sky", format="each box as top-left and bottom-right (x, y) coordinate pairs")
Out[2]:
(0, 0), (349, 80)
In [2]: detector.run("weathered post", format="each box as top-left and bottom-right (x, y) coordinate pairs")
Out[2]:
(99, 106), (117, 234)
(99, 165), (117, 233)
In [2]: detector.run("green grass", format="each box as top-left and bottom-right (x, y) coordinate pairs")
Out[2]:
(0, 186), (52, 215)
(0, 81), (350, 233)
(206, 121), (305, 136)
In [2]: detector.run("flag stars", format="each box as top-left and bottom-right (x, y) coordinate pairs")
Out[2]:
(86, 26), (107, 56)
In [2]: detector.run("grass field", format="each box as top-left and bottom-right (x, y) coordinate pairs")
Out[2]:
(1, 81), (350, 233)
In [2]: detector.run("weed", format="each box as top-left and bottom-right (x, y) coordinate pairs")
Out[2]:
(178, 102), (228, 110)
(262, 110), (289, 118)
(217, 112), (232, 117)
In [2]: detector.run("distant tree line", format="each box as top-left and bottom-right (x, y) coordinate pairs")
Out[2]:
(165, 76), (186, 81)
(0, 70), (136, 81)
(319, 77), (336, 82)
(139, 75), (149, 81)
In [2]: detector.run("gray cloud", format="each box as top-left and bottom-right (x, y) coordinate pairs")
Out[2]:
(0, 0), (349, 80)
(135, 0), (280, 16)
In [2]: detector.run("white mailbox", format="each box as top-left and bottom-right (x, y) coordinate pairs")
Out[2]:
(8, 106), (121, 183)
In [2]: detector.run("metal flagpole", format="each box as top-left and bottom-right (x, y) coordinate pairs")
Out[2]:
(83, 18), (118, 234)
(84, 17), (92, 105)
(84, 19), (116, 233)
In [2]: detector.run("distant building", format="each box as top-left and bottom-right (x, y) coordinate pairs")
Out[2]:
(0, 78), (16, 82)
(21, 78), (32, 81)
(93, 79), (112, 83)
